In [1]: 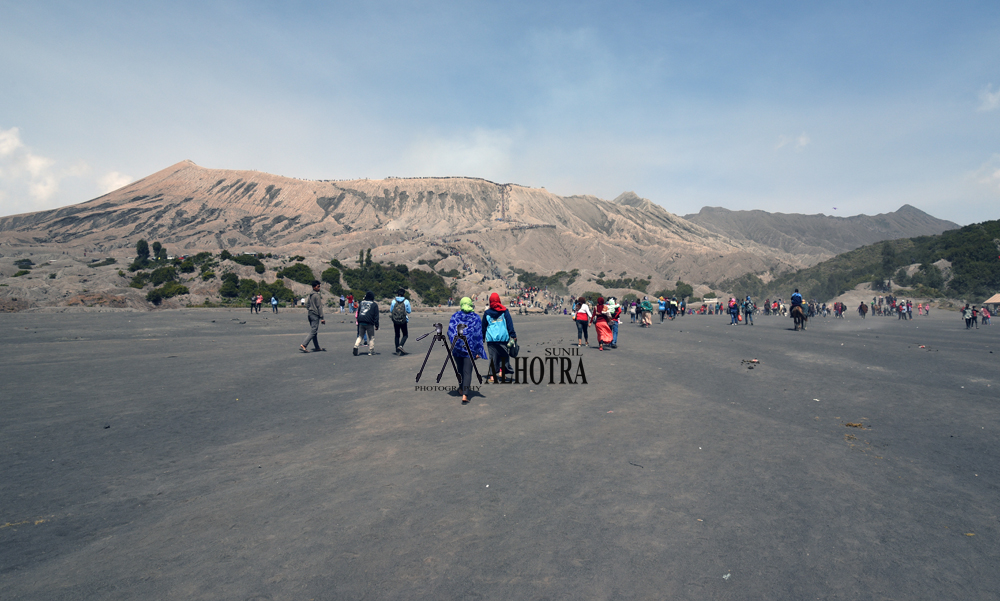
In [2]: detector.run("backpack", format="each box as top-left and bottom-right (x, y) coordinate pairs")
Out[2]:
(391, 300), (407, 324)
(485, 313), (509, 342)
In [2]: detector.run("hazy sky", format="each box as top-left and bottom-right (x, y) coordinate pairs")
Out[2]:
(2, 1), (999, 224)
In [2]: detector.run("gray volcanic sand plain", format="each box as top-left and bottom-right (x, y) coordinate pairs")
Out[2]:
(1, 308), (998, 600)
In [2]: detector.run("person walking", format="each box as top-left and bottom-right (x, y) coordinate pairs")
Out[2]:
(353, 291), (379, 355)
(742, 295), (755, 325)
(299, 280), (325, 352)
(449, 297), (486, 403)
(607, 297), (622, 349)
(339, 294), (346, 314)
(963, 304), (973, 329)
(640, 296), (654, 327)
(390, 288), (412, 355)
(574, 297), (592, 346)
(593, 297), (614, 350)
(482, 292), (515, 382)
(629, 301), (637, 323)
(728, 297), (740, 325)
(270, 295), (278, 313)
(658, 297), (667, 323)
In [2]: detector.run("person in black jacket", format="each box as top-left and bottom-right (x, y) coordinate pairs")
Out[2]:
(353, 290), (379, 356)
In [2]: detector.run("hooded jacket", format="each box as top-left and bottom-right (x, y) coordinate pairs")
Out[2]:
(449, 307), (486, 358)
(390, 296), (411, 322)
(357, 291), (379, 327)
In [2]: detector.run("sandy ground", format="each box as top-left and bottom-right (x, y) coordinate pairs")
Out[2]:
(1, 307), (998, 600)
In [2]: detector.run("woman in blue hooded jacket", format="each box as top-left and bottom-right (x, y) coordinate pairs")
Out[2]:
(449, 297), (487, 403)
(482, 292), (516, 382)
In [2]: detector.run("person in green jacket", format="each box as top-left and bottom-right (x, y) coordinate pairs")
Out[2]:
(639, 296), (654, 327)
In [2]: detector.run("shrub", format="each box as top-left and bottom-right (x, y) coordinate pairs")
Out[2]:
(130, 272), (150, 288)
(87, 258), (117, 268)
(276, 262), (315, 285)
(675, 280), (694, 298)
(219, 250), (232, 261)
(220, 279), (239, 298)
(254, 264), (265, 274)
(48, 273), (56, 279)
(180, 260), (195, 273)
(232, 254), (264, 268)
(289, 255), (305, 262)
(14, 259), (34, 269)
(439, 269), (461, 278)
(146, 281), (189, 305)
(13, 270), (30, 277)
(321, 266), (343, 294)
(201, 271), (216, 281)
(149, 266), (177, 286)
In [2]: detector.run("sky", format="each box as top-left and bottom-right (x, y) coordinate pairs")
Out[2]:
(2, 0), (1000, 225)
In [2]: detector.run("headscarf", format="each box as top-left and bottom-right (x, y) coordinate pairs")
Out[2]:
(460, 297), (475, 313)
(489, 292), (507, 312)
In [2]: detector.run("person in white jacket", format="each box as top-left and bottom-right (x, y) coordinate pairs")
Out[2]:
(573, 296), (592, 347)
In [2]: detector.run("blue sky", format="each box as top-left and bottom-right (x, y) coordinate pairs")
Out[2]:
(2, 0), (999, 224)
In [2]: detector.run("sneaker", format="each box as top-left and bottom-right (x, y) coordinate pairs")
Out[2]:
(397, 346), (404, 355)
(368, 350), (374, 356)
(353, 347), (358, 356)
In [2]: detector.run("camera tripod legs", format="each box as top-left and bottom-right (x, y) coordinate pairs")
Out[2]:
(415, 334), (462, 384)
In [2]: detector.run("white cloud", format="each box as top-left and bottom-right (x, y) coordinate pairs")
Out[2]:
(0, 127), (24, 157)
(978, 84), (1000, 112)
(402, 128), (515, 178)
(0, 127), (125, 214)
(776, 132), (810, 152)
(972, 154), (1000, 194)
(99, 171), (132, 193)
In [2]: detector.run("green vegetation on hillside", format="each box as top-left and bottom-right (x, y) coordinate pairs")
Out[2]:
(513, 268), (578, 292)
(595, 276), (649, 293)
(276, 262), (315, 285)
(720, 219), (1000, 302)
(329, 249), (451, 304)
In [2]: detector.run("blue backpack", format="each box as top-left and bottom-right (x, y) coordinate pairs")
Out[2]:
(485, 313), (509, 342)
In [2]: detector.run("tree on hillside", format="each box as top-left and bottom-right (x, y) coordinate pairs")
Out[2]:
(136, 240), (150, 261)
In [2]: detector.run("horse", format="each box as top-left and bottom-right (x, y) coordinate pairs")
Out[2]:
(790, 304), (807, 331)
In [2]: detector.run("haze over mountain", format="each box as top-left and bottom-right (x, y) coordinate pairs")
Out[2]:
(684, 206), (959, 260)
(0, 161), (960, 309)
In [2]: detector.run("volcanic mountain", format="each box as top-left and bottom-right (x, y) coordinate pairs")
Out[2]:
(684, 206), (958, 259)
(0, 161), (960, 303)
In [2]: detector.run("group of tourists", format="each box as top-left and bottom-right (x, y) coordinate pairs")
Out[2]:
(572, 296), (621, 350)
(962, 304), (992, 329)
(300, 281), (517, 403)
(249, 294), (279, 314)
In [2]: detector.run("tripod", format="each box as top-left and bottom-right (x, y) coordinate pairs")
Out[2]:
(452, 324), (484, 385)
(415, 323), (462, 384)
